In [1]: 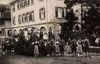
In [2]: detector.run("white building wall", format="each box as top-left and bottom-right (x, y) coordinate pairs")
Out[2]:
(4, 20), (11, 38)
(11, 0), (47, 28)
(10, 0), (67, 34)
(47, 0), (66, 22)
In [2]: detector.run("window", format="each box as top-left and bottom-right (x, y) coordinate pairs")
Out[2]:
(0, 29), (5, 36)
(31, 11), (34, 21)
(29, 11), (34, 22)
(13, 17), (16, 25)
(27, 13), (30, 22)
(0, 30), (2, 36)
(17, 0), (33, 10)
(17, 2), (20, 9)
(64, 7), (67, 18)
(29, 12), (32, 21)
(25, 14), (27, 23)
(8, 30), (12, 36)
(39, 8), (45, 20)
(12, 4), (15, 12)
(31, 0), (34, 4)
(20, 1), (23, 8)
(24, 0), (28, 7)
(39, 0), (44, 2)
(18, 15), (22, 24)
(0, 12), (1, 16)
(27, 0), (30, 6)
(55, 7), (64, 19)
(22, 14), (26, 23)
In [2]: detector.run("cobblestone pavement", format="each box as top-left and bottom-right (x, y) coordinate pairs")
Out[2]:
(0, 54), (100, 64)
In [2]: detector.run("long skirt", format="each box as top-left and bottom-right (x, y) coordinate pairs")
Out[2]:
(55, 45), (60, 53)
(34, 45), (39, 55)
(67, 45), (71, 53)
(77, 45), (82, 53)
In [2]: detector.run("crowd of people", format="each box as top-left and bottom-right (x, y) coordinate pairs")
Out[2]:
(1, 28), (91, 57)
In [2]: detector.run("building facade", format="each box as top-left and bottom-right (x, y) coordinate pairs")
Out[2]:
(10, 0), (67, 38)
(0, 5), (11, 47)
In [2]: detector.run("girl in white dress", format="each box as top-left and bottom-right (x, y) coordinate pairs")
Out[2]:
(77, 40), (82, 57)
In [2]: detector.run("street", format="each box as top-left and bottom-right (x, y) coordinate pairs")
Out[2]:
(0, 54), (100, 64)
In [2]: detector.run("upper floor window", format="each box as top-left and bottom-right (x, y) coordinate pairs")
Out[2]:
(39, 8), (45, 20)
(29, 11), (34, 21)
(24, 0), (28, 6)
(18, 11), (35, 24)
(39, 0), (44, 2)
(27, 13), (30, 22)
(20, 1), (24, 8)
(13, 17), (16, 25)
(22, 14), (26, 23)
(0, 12), (1, 16)
(55, 7), (65, 19)
(12, 4), (15, 12)
(25, 14), (27, 23)
(31, 0), (34, 4)
(17, 0), (34, 10)
(27, 0), (30, 6)
(17, 2), (20, 9)
(18, 15), (22, 24)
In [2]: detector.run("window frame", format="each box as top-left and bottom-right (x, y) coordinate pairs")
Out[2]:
(18, 15), (22, 24)
(12, 17), (16, 25)
(39, 0), (44, 2)
(27, 0), (30, 6)
(31, 11), (35, 21)
(55, 7), (65, 19)
(39, 8), (45, 20)
(22, 14), (26, 23)
(29, 11), (34, 21)
(27, 12), (30, 23)
(12, 4), (15, 12)
(31, 0), (34, 5)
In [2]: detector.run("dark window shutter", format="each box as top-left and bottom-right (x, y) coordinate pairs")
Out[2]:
(62, 8), (64, 18)
(55, 7), (58, 18)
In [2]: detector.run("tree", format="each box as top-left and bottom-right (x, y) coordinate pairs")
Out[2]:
(83, 5), (100, 34)
(60, 8), (77, 41)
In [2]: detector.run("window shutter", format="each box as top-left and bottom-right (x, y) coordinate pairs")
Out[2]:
(62, 8), (64, 18)
(55, 7), (58, 18)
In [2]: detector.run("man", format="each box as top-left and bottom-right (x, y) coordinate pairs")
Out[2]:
(83, 37), (90, 57)
(60, 39), (65, 56)
(71, 38), (77, 57)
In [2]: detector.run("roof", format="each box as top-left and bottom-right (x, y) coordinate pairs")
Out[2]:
(64, 0), (100, 3)
(10, 0), (22, 5)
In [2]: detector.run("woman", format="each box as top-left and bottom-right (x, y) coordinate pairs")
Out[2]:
(76, 40), (82, 57)
(45, 41), (51, 56)
(55, 39), (60, 56)
(67, 42), (71, 54)
(34, 40), (39, 57)
(59, 39), (65, 56)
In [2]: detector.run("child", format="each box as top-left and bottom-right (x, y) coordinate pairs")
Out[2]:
(77, 40), (82, 57)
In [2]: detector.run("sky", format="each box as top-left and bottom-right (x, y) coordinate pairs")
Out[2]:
(0, 0), (13, 5)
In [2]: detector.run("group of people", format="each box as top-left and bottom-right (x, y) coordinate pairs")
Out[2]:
(1, 27), (90, 58)
(31, 38), (65, 57)
(67, 37), (90, 57)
